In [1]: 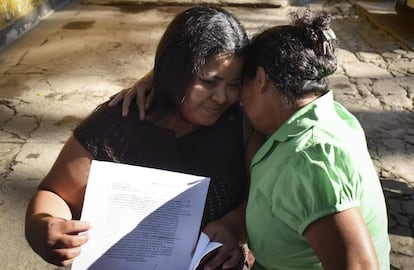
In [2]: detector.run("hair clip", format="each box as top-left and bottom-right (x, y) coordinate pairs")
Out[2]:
(323, 41), (330, 55)
(322, 28), (336, 55)
(322, 28), (336, 41)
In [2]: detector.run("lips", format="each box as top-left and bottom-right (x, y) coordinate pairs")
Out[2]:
(204, 106), (223, 115)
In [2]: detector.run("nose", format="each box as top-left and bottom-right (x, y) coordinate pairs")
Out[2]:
(211, 85), (227, 104)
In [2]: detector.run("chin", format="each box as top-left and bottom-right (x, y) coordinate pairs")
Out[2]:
(197, 116), (220, 127)
(201, 120), (219, 126)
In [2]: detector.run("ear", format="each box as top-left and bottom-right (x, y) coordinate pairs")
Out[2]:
(255, 66), (268, 94)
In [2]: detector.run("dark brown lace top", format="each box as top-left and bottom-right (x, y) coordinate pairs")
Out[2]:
(74, 101), (247, 227)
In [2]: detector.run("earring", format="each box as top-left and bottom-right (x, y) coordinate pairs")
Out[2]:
(180, 96), (186, 104)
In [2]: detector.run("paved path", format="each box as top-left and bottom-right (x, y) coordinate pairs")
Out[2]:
(0, 0), (413, 269)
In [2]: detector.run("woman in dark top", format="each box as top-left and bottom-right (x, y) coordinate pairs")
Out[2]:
(25, 6), (249, 269)
(74, 101), (246, 228)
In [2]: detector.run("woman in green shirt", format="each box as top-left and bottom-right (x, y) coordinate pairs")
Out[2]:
(241, 9), (390, 270)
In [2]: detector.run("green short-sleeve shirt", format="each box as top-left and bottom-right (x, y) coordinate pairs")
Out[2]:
(246, 91), (390, 270)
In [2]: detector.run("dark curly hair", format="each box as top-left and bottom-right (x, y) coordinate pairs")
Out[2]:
(243, 8), (338, 101)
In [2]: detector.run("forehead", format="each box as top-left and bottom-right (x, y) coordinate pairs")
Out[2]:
(198, 54), (244, 78)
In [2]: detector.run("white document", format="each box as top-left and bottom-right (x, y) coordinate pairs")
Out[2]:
(188, 232), (223, 270)
(72, 160), (213, 270)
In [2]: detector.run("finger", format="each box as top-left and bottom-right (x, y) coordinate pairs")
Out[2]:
(57, 220), (91, 235)
(203, 247), (234, 270)
(146, 89), (154, 110)
(222, 249), (242, 269)
(135, 83), (146, 121)
(121, 88), (136, 117)
(108, 89), (127, 106)
(138, 98), (145, 121)
(47, 246), (82, 266)
(62, 220), (91, 234)
(136, 84), (147, 120)
(60, 257), (76, 267)
(44, 255), (73, 267)
(53, 231), (89, 249)
(205, 247), (242, 270)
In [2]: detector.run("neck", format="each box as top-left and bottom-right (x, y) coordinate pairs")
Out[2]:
(268, 93), (319, 135)
(149, 111), (198, 137)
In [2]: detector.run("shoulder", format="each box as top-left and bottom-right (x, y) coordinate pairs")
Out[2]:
(73, 100), (173, 159)
(74, 100), (143, 136)
(270, 148), (361, 233)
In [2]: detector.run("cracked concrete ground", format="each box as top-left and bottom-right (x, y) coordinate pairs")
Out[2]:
(0, 0), (413, 269)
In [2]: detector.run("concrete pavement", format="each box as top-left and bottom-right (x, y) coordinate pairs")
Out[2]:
(0, 0), (413, 269)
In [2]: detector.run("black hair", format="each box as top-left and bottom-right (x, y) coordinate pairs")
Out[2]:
(149, 6), (249, 117)
(244, 9), (338, 101)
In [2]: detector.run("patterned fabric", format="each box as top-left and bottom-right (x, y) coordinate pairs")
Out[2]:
(74, 101), (247, 228)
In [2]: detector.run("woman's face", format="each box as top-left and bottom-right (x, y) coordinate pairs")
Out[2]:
(240, 76), (261, 130)
(181, 54), (243, 126)
(240, 67), (273, 135)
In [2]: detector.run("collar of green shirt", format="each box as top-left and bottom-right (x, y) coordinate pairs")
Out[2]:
(251, 90), (335, 167)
